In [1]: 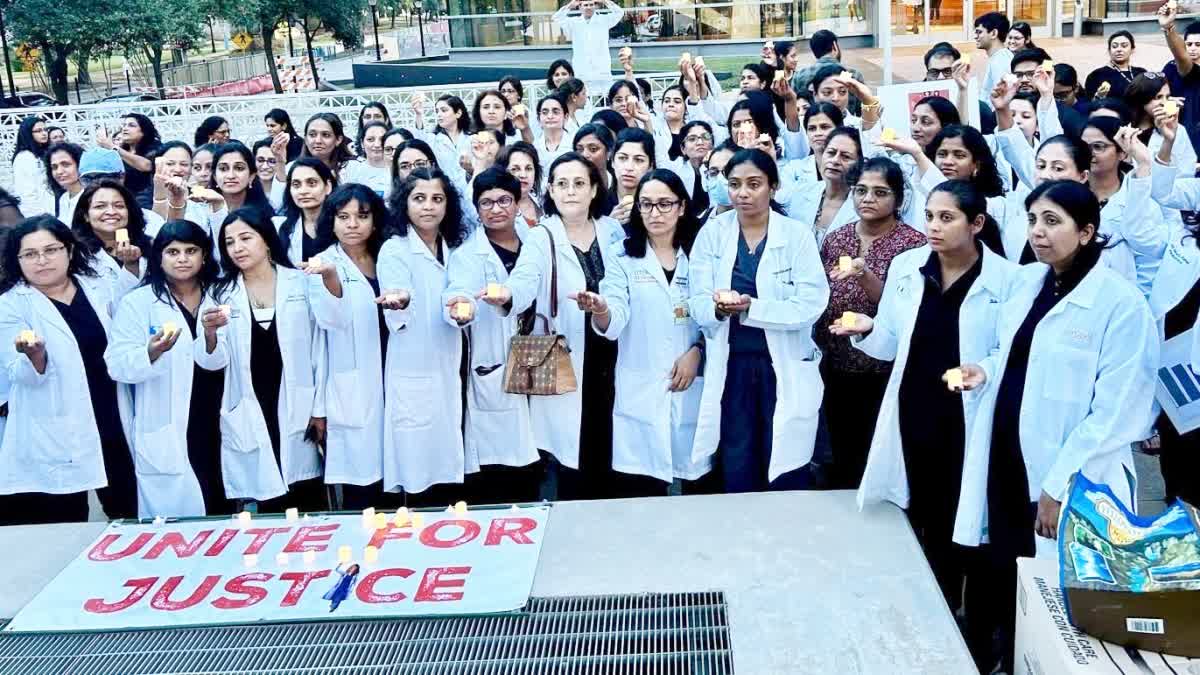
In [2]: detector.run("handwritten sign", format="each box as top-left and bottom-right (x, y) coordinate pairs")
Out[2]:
(877, 80), (961, 138)
(4, 506), (550, 633)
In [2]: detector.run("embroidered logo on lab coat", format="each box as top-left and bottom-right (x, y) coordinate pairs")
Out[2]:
(1067, 329), (1092, 345)
(632, 269), (657, 284)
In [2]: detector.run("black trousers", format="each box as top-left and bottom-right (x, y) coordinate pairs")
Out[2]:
(0, 491), (90, 525)
(256, 477), (330, 514)
(341, 481), (405, 512)
(820, 365), (890, 490)
(1157, 411), (1200, 507)
(96, 434), (138, 520)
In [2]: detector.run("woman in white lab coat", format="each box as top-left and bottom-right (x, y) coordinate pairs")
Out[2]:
(11, 116), (52, 217)
(785, 127), (861, 246)
(832, 180), (1017, 670)
(687, 148), (830, 493)
(275, 158), (337, 265)
(377, 168), (471, 505)
(496, 142), (544, 228)
(442, 168), (542, 505)
(609, 128), (657, 228)
(0, 216), (136, 523)
(573, 169), (710, 495)
(197, 206), (344, 512)
(956, 180), (1158, 674)
(71, 179), (150, 299)
(310, 184), (394, 510)
(106, 220), (230, 518)
(483, 152), (626, 500)
(44, 142), (84, 223)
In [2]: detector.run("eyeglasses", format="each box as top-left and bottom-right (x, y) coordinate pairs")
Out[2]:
(257, 157), (278, 165)
(638, 199), (681, 214)
(685, 133), (714, 143)
(1088, 142), (1113, 154)
(851, 185), (894, 200)
(397, 160), (430, 172)
(18, 244), (67, 263)
(1013, 70), (1037, 80)
(926, 67), (953, 79)
(478, 195), (515, 210)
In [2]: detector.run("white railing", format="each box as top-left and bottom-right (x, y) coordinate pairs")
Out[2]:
(0, 73), (681, 191)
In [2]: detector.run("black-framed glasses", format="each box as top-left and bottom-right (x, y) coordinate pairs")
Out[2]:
(18, 244), (67, 263)
(926, 67), (953, 79)
(478, 195), (515, 211)
(638, 199), (681, 214)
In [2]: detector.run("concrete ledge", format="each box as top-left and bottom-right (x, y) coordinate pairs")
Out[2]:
(447, 33), (875, 64)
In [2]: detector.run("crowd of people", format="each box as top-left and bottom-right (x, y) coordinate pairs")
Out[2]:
(0, 6), (1198, 671)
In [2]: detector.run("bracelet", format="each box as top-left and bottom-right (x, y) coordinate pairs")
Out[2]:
(592, 306), (609, 317)
(153, 197), (168, 204)
(862, 101), (882, 112)
(168, 200), (187, 210)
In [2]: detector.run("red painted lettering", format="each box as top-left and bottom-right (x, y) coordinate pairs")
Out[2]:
(240, 527), (293, 555)
(281, 524), (339, 554)
(419, 520), (481, 548)
(204, 528), (240, 557)
(367, 524), (413, 550)
(143, 530), (214, 560)
(414, 566), (471, 602)
(278, 570), (331, 607)
(483, 517), (538, 546)
(355, 568), (415, 604)
(212, 573), (274, 610)
(87, 532), (154, 561)
(149, 575), (222, 611)
(83, 577), (157, 613)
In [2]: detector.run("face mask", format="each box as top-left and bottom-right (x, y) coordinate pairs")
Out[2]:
(705, 173), (731, 207)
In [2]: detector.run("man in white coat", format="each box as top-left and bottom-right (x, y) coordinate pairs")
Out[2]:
(553, 0), (624, 94)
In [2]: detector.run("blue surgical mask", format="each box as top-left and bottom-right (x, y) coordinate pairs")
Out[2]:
(705, 173), (731, 207)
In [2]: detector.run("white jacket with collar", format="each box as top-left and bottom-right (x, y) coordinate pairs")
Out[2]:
(961, 262), (1158, 549)
(313, 243), (385, 487)
(442, 227), (538, 471)
(597, 241), (707, 483)
(377, 233), (465, 493)
(0, 275), (132, 495)
(853, 244), (1020, 545)
(194, 266), (338, 501)
(504, 214), (626, 469)
(687, 208), (830, 480)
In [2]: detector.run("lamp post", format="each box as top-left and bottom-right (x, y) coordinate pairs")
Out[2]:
(416, 3), (425, 57)
(368, 0), (382, 61)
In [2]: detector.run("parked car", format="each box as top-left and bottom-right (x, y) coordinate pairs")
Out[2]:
(1, 92), (58, 108)
(97, 92), (161, 104)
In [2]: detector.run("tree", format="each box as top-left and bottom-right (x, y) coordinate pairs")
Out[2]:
(7, 0), (123, 103)
(215, 0), (293, 93)
(293, 0), (365, 89)
(116, 0), (206, 97)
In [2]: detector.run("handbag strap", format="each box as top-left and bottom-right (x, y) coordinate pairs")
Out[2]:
(539, 224), (559, 319)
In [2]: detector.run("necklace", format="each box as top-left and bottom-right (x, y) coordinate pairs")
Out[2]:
(1111, 65), (1135, 83)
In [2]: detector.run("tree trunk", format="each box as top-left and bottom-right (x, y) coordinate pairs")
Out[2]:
(302, 20), (320, 89)
(208, 16), (217, 52)
(261, 21), (283, 93)
(73, 52), (91, 86)
(47, 48), (70, 104)
(147, 46), (165, 98)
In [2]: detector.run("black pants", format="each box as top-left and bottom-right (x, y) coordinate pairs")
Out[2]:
(0, 491), (90, 525)
(96, 434), (138, 520)
(1157, 411), (1200, 506)
(256, 477), (330, 514)
(463, 461), (547, 505)
(341, 481), (405, 512)
(820, 365), (890, 490)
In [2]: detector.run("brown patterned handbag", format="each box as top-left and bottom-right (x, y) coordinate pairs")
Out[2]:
(503, 225), (578, 396)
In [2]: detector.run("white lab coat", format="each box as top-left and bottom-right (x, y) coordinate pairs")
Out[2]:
(195, 267), (337, 501)
(506, 215), (626, 469)
(11, 151), (51, 217)
(0, 276), (133, 496)
(687, 209), (830, 480)
(313, 244), (386, 487)
(854, 245), (1019, 545)
(961, 263), (1158, 549)
(598, 242), (707, 483)
(442, 227), (538, 471)
(377, 233), (465, 493)
(105, 284), (211, 518)
(784, 180), (858, 248)
(273, 214), (308, 266)
(552, 2), (624, 87)
(1148, 160), (1200, 320)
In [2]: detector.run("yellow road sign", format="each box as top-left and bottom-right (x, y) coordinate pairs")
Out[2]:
(232, 32), (253, 50)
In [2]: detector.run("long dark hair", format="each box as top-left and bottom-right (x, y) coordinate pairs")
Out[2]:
(495, 141), (544, 195)
(121, 113), (162, 157)
(355, 103), (393, 157)
(209, 141), (273, 217)
(543, 152), (609, 220)
(389, 138), (438, 185)
(435, 95), (471, 136)
(926, 125), (1004, 197)
(193, 116), (228, 148)
(472, 90), (515, 137)
(302, 113), (356, 171)
(71, 179), (151, 256)
(846, 157), (907, 220)
(723, 148), (787, 216)
(928, 180), (1005, 257)
(1084, 116), (1133, 178)
(13, 116), (47, 161)
(0, 215), (98, 293)
(727, 91), (780, 141)
(624, 169), (701, 258)
(212, 207), (296, 300)
(386, 168), (469, 248)
(139, 220), (221, 305)
(313, 183), (389, 259)
(1025, 179), (1110, 270)
(265, 108), (298, 136)
(43, 141), (84, 201)
(1123, 73), (1166, 130)
(546, 59), (574, 91)
(279, 157), (338, 255)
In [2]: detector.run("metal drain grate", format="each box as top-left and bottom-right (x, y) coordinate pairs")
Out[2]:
(0, 591), (732, 675)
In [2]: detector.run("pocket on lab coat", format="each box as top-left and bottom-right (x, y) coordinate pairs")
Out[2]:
(390, 375), (435, 429)
(220, 399), (267, 454)
(286, 385), (317, 433)
(327, 370), (366, 428)
(1043, 348), (1097, 403)
(614, 370), (664, 425)
(675, 376), (704, 426)
(135, 424), (186, 475)
(469, 366), (512, 413)
(26, 416), (85, 466)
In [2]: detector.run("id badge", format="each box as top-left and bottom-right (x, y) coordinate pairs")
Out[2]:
(673, 302), (690, 325)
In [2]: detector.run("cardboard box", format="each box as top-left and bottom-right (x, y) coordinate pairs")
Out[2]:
(1015, 557), (1200, 675)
